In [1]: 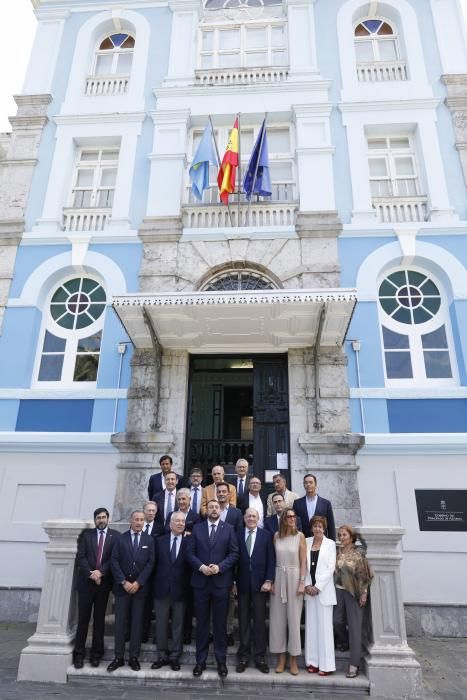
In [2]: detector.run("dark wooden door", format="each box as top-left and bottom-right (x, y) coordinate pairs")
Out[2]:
(252, 356), (290, 487)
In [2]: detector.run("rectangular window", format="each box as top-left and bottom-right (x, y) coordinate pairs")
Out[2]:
(73, 333), (101, 382)
(70, 148), (119, 209)
(38, 331), (66, 382)
(422, 326), (452, 379)
(367, 136), (422, 199)
(199, 22), (287, 69)
(382, 326), (413, 379)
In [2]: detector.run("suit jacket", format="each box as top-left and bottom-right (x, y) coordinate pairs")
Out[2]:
(235, 527), (275, 593)
(148, 471), (184, 500)
(226, 475), (250, 511)
(144, 519), (165, 539)
(266, 488), (298, 516)
(76, 527), (120, 592)
(153, 533), (190, 602)
(293, 495), (336, 540)
(221, 505), (243, 533)
(155, 489), (178, 525)
(111, 530), (155, 598)
(186, 520), (239, 589)
(239, 492), (267, 520)
(164, 508), (200, 534)
(304, 535), (337, 606)
(264, 513), (303, 535)
(200, 482), (237, 516)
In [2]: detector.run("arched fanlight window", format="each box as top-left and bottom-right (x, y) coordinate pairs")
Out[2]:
(203, 270), (276, 291)
(354, 19), (399, 63)
(93, 33), (135, 76)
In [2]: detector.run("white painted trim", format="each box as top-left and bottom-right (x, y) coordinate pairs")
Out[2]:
(0, 432), (117, 453)
(0, 389), (127, 399)
(341, 222), (467, 236)
(360, 433), (467, 454)
(20, 231), (140, 245)
(351, 387), (467, 399)
(54, 112), (146, 126)
(181, 226), (297, 241)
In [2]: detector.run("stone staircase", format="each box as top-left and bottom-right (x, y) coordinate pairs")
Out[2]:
(68, 634), (370, 696)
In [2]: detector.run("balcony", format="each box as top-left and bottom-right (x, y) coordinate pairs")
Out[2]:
(372, 196), (428, 223)
(62, 208), (109, 232)
(357, 60), (408, 82)
(85, 74), (130, 96)
(194, 66), (288, 87)
(188, 438), (253, 473)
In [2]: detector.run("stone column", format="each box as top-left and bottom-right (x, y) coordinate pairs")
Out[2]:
(360, 526), (423, 699)
(17, 520), (86, 683)
(442, 74), (467, 187)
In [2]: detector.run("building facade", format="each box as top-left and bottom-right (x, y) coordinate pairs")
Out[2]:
(0, 0), (466, 635)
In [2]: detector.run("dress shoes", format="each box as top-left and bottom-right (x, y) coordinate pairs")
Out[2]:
(255, 661), (269, 674)
(227, 633), (235, 646)
(218, 663), (228, 678)
(193, 663), (206, 677)
(73, 655), (84, 670)
(89, 658), (101, 668)
(107, 657), (125, 672)
(151, 658), (169, 669)
(236, 660), (247, 673)
(170, 660), (181, 671)
(129, 657), (141, 671)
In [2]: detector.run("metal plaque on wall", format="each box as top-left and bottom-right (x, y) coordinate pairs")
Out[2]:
(415, 490), (467, 531)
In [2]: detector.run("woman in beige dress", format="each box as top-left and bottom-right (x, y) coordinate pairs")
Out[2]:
(269, 508), (306, 675)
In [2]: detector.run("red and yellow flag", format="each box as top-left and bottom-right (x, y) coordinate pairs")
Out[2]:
(217, 118), (239, 205)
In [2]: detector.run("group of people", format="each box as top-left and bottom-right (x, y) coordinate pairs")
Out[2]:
(73, 455), (372, 680)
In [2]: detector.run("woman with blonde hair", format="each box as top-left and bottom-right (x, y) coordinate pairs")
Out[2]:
(269, 508), (306, 675)
(334, 524), (373, 678)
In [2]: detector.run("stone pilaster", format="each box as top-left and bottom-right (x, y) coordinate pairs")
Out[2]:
(0, 94), (51, 333)
(442, 74), (467, 186)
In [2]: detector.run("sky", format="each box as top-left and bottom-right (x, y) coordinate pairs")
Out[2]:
(0, 0), (466, 132)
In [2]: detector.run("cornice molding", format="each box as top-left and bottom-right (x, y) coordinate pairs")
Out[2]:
(339, 98), (441, 113)
(54, 112), (146, 126)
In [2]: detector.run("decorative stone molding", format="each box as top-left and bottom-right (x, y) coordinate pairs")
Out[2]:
(139, 216), (183, 243)
(295, 210), (343, 238)
(298, 432), (364, 455)
(442, 74), (467, 186)
(360, 526), (423, 699)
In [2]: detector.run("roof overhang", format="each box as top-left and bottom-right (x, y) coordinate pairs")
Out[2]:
(112, 288), (357, 352)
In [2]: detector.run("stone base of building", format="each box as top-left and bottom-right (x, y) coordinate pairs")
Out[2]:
(0, 588), (40, 623)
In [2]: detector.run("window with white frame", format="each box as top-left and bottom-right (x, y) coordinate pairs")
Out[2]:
(186, 123), (295, 203)
(93, 33), (135, 76)
(70, 148), (119, 209)
(354, 19), (400, 63)
(367, 136), (422, 198)
(36, 277), (106, 385)
(199, 22), (287, 69)
(378, 269), (456, 383)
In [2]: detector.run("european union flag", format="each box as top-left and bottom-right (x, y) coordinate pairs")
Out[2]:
(243, 119), (272, 200)
(189, 122), (217, 201)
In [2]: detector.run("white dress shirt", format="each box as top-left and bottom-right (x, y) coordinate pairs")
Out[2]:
(165, 489), (176, 517)
(247, 493), (264, 527)
(170, 533), (181, 558)
(143, 521), (154, 535)
(306, 495), (318, 521)
(244, 527), (257, 553)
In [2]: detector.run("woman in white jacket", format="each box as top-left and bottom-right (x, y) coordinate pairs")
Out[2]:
(304, 515), (337, 675)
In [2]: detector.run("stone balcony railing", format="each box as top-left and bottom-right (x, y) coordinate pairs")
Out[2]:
(62, 208), (109, 232)
(183, 201), (298, 228)
(372, 196), (428, 223)
(194, 66), (289, 87)
(357, 60), (408, 82)
(85, 74), (130, 96)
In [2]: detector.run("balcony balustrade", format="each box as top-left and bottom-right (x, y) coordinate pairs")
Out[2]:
(357, 60), (408, 82)
(85, 74), (130, 96)
(372, 196), (428, 223)
(62, 208), (109, 232)
(194, 66), (288, 86)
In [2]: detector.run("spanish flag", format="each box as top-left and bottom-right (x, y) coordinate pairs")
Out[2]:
(217, 118), (239, 205)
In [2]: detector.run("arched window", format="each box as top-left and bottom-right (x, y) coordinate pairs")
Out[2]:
(354, 18), (406, 81)
(93, 33), (135, 76)
(203, 270), (276, 291)
(378, 269), (456, 383)
(35, 277), (106, 385)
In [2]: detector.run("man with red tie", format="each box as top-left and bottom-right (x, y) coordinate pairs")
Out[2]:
(73, 507), (120, 669)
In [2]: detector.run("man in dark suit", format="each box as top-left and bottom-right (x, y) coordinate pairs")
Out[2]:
(239, 475), (267, 527)
(151, 512), (190, 671)
(155, 472), (178, 527)
(235, 508), (275, 674)
(293, 473), (336, 540)
(164, 488), (200, 533)
(73, 507), (120, 669)
(264, 493), (303, 535)
(142, 500), (164, 643)
(186, 499), (238, 679)
(227, 458), (250, 512)
(217, 482), (243, 533)
(148, 454), (184, 500)
(108, 510), (155, 672)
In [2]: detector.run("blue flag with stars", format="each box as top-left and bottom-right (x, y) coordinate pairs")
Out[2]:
(243, 119), (272, 200)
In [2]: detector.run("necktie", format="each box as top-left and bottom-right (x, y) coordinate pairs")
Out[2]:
(238, 479), (244, 499)
(96, 530), (104, 569)
(192, 487), (199, 514)
(167, 491), (174, 517)
(209, 523), (216, 544)
(246, 529), (254, 556)
(132, 533), (139, 556)
(145, 523), (150, 534)
(171, 536), (178, 563)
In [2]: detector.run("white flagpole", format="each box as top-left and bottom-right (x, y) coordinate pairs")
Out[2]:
(209, 115), (234, 227)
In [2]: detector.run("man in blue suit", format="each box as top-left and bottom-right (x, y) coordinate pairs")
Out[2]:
(217, 482), (243, 533)
(186, 499), (238, 679)
(264, 493), (302, 535)
(151, 512), (190, 671)
(293, 473), (336, 540)
(235, 508), (275, 674)
(148, 454), (184, 500)
(108, 510), (155, 672)
(164, 488), (200, 533)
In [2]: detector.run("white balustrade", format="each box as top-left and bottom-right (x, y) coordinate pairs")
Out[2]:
(357, 61), (408, 82)
(85, 75), (130, 96)
(372, 197), (428, 223)
(194, 67), (289, 86)
(183, 202), (297, 228)
(63, 208), (109, 232)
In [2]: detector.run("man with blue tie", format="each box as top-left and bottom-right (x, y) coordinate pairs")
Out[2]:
(151, 512), (190, 671)
(73, 507), (120, 669)
(186, 499), (239, 679)
(108, 510), (155, 672)
(155, 472), (178, 528)
(234, 508), (275, 674)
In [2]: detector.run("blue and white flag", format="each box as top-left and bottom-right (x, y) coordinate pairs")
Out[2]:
(243, 119), (272, 200)
(189, 122), (217, 201)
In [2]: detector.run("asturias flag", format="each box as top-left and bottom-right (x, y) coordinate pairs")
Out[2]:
(243, 119), (271, 200)
(217, 118), (239, 205)
(189, 122), (217, 201)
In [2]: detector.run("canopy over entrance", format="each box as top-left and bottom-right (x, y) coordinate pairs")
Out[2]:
(112, 288), (357, 352)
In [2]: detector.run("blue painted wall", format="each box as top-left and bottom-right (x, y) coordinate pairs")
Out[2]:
(16, 399), (94, 432)
(388, 399), (467, 433)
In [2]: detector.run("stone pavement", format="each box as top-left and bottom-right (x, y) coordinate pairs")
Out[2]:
(1, 623), (466, 700)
